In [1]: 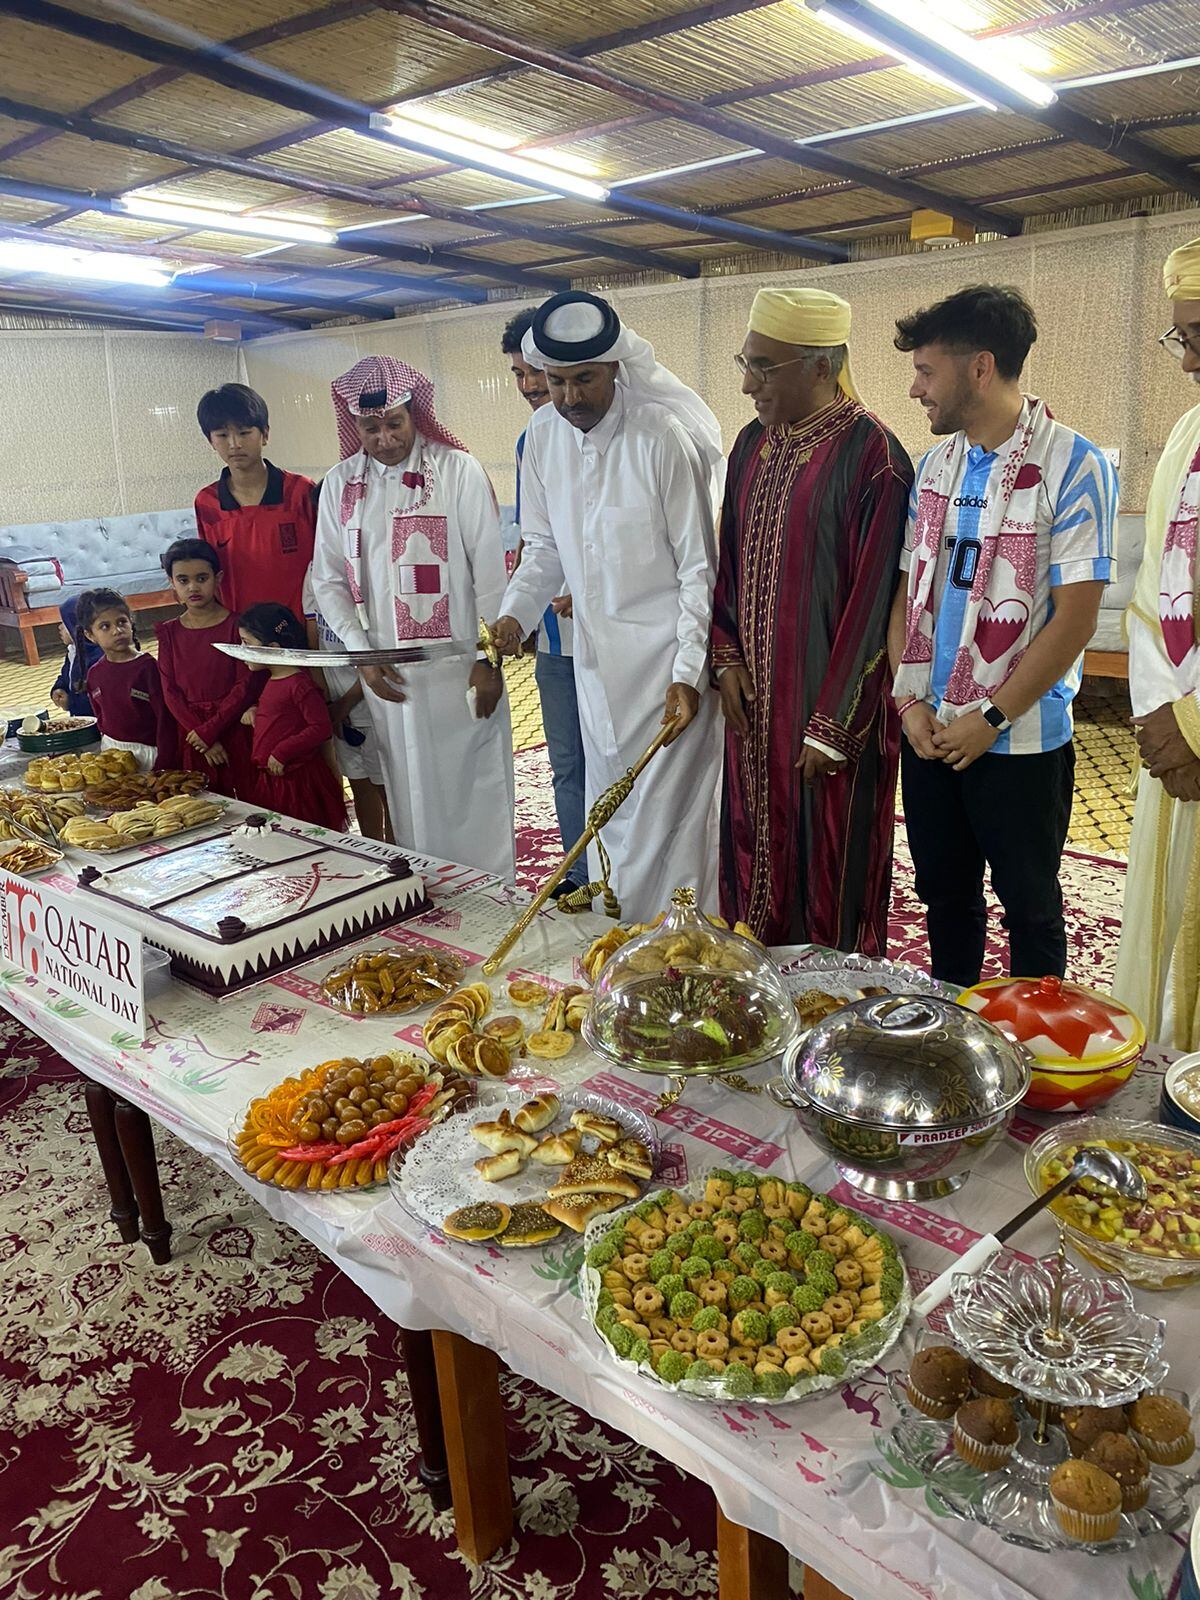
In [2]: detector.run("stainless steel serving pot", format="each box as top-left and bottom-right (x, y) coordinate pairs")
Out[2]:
(770, 993), (1031, 1199)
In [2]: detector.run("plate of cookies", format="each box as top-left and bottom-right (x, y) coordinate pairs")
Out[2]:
(580, 1168), (910, 1403)
(388, 1082), (659, 1250)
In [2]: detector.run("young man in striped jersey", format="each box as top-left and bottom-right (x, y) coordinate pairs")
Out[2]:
(888, 285), (1116, 987)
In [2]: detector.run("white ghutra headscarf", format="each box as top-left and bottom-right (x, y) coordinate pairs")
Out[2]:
(522, 291), (725, 492)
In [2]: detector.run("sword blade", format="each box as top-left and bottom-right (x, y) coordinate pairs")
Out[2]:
(214, 640), (473, 669)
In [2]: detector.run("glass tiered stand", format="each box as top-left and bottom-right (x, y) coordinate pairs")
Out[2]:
(886, 1242), (1198, 1552)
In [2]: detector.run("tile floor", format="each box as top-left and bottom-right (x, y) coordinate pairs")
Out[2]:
(0, 639), (1137, 857)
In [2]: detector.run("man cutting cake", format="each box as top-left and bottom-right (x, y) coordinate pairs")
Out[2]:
(490, 291), (725, 923)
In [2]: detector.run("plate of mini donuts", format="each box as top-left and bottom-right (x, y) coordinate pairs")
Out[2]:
(580, 1167), (910, 1403)
(388, 1080), (660, 1250)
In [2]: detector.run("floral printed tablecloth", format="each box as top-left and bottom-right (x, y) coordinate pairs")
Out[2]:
(1, 821), (1192, 1600)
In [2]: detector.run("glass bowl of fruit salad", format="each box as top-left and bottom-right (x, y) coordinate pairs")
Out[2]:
(1024, 1116), (1200, 1291)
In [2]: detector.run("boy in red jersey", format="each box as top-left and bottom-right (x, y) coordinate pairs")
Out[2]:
(194, 383), (317, 619)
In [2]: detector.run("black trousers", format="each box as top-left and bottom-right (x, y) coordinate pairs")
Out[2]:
(900, 740), (1075, 988)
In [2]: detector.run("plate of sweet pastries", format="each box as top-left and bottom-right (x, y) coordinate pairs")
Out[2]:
(388, 1082), (659, 1250)
(580, 1168), (910, 1402)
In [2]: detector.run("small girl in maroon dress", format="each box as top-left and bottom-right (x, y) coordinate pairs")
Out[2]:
(76, 588), (177, 770)
(238, 603), (347, 831)
(156, 538), (260, 800)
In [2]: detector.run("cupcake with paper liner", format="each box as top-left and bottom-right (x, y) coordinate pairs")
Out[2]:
(1084, 1432), (1151, 1513)
(905, 1345), (971, 1420)
(1062, 1403), (1129, 1457)
(1127, 1393), (1196, 1466)
(953, 1397), (1019, 1472)
(966, 1360), (1019, 1401)
(1048, 1459), (1123, 1543)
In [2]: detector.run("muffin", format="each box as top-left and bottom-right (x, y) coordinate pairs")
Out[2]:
(953, 1398), (1019, 1472)
(1048, 1459), (1123, 1543)
(1127, 1394), (1196, 1466)
(1085, 1431), (1150, 1513)
(967, 1360), (1019, 1401)
(1062, 1404), (1129, 1457)
(905, 1346), (971, 1420)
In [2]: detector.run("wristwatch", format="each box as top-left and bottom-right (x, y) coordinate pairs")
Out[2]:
(980, 698), (1012, 732)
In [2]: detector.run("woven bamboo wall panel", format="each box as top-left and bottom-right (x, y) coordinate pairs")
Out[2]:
(0, 330), (238, 525)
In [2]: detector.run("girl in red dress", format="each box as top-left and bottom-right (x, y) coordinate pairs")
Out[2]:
(156, 538), (260, 799)
(76, 588), (177, 770)
(238, 603), (347, 831)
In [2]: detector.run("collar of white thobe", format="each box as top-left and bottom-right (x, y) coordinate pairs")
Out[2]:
(368, 444), (420, 479)
(570, 385), (626, 458)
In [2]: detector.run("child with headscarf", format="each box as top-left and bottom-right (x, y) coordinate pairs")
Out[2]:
(50, 595), (101, 717)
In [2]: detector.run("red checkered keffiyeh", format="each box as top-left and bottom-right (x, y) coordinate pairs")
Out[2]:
(330, 355), (466, 459)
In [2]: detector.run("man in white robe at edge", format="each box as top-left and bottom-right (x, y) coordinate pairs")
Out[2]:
(1113, 236), (1200, 1049)
(310, 355), (516, 880)
(492, 291), (724, 923)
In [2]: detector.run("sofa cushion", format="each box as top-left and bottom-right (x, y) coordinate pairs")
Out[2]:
(0, 507), (196, 584)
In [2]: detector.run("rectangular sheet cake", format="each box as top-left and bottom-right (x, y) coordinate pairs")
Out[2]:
(77, 817), (428, 997)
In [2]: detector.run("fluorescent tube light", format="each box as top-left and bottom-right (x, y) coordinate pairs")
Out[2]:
(118, 196), (337, 244)
(808, 0), (1057, 108)
(815, 5), (996, 106)
(0, 239), (173, 288)
(370, 112), (609, 202)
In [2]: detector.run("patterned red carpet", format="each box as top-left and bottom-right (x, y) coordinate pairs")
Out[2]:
(0, 747), (1126, 1600)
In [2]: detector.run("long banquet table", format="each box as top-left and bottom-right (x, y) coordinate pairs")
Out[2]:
(2, 815), (1193, 1600)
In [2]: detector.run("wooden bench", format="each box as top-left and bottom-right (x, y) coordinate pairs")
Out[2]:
(0, 563), (175, 667)
(1082, 649), (1128, 680)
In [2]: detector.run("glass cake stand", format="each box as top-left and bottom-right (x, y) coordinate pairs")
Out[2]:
(885, 1243), (1195, 1552)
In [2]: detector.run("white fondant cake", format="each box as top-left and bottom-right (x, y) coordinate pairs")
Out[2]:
(77, 820), (428, 997)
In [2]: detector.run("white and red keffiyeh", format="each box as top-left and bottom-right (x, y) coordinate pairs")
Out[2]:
(1158, 437), (1200, 689)
(330, 355), (465, 459)
(895, 396), (1060, 718)
(330, 355), (470, 638)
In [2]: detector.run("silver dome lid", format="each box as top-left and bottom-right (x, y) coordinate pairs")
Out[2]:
(782, 993), (1030, 1131)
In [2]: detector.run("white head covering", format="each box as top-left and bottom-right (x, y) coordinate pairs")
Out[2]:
(522, 291), (724, 486)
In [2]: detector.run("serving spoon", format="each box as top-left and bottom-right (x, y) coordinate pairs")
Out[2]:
(912, 1145), (1145, 1317)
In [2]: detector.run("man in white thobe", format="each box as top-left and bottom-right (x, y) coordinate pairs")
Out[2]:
(1113, 236), (1200, 1049)
(493, 290), (724, 923)
(310, 355), (516, 880)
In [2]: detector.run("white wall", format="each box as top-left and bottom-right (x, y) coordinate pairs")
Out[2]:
(243, 207), (1200, 513)
(0, 329), (239, 526)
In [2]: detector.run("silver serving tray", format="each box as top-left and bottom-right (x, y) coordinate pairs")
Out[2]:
(388, 1080), (660, 1248)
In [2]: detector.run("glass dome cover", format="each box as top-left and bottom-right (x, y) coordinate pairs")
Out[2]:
(581, 888), (798, 1077)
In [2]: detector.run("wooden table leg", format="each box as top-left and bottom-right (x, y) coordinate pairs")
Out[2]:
(398, 1328), (451, 1508)
(82, 1081), (141, 1243)
(716, 1507), (789, 1600)
(803, 1567), (852, 1600)
(113, 1097), (173, 1264)
(431, 1330), (513, 1563)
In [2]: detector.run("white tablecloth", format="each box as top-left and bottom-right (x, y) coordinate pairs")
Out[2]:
(2, 824), (1193, 1600)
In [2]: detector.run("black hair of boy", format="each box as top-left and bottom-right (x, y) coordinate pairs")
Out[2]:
(196, 382), (270, 439)
(162, 537), (221, 578)
(501, 307), (537, 356)
(238, 602), (307, 651)
(893, 285), (1038, 381)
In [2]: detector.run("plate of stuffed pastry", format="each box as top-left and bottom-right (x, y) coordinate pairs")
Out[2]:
(388, 1081), (659, 1250)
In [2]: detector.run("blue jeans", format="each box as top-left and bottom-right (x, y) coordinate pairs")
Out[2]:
(535, 649), (587, 887)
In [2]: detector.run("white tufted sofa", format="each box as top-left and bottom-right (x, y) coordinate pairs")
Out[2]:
(1082, 512), (1145, 680)
(0, 507), (195, 665)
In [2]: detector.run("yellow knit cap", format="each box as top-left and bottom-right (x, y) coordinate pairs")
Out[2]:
(747, 288), (860, 401)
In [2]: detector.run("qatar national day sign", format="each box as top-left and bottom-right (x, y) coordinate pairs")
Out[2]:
(0, 872), (145, 1035)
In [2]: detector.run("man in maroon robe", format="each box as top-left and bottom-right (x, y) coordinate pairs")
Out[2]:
(714, 288), (912, 952)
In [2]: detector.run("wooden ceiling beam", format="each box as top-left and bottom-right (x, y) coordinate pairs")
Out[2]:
(0, 0), (847, 263)
(379, 0), (1017, 235)
(0, 96), (681, 284)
